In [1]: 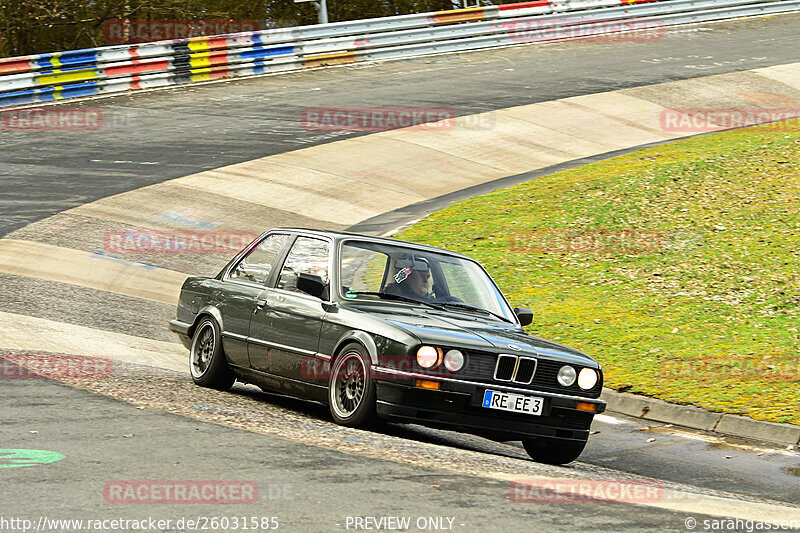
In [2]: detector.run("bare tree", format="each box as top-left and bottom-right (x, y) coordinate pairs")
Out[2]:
(0, 0), (464, 58)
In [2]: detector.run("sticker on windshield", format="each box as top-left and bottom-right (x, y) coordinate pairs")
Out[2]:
(345, 291), (358, 299)
(394, 267), (411, 284)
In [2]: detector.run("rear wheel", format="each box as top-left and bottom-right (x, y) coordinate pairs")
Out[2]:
(189, 317), (235, 391)
(522, 437), (586, 465)
(328, 343), (377, 427)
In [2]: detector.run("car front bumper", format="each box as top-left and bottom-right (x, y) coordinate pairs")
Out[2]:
(373, 367), (605, 442)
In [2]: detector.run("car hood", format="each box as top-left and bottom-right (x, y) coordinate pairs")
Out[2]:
(365, 305), (598, 367)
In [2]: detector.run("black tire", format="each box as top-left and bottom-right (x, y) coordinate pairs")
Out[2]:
(189, 317), (235, 391)
(328, 343), (377, 427)
(522, 437), (587, 465)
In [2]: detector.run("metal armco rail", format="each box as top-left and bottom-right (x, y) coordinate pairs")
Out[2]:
(0, 0), (798, 108)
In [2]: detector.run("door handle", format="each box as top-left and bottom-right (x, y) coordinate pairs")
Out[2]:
(254, 299), (268, 313)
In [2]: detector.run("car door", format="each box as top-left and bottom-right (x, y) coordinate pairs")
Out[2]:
(218, 232), (291, 369)
(248, 235), (331, 380)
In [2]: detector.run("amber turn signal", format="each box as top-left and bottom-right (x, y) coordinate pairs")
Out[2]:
(415, 379), (440, 390)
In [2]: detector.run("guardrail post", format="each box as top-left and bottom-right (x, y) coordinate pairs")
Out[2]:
(318, 0), (329, 24)
(294, 0), (329, 24)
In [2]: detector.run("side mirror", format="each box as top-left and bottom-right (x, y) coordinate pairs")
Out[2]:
(513, 307), (533, 327)
(297, 273), (328, 300)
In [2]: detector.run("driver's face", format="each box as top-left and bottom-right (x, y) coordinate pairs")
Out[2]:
(407, 269), (430, 296)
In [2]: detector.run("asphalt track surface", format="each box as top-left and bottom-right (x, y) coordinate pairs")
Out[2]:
(0, 362), (706, 532)
(2, 12), (800, 532)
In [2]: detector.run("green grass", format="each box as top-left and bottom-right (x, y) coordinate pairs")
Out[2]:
(397, 122), (800, 424)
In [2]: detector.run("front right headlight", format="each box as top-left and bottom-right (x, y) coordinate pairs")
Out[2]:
(578, 368), (598, 390)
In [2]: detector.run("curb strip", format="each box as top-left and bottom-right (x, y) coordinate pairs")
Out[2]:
(602, 388), (800, 447)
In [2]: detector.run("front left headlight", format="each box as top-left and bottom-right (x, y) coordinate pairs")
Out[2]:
(416, 346), (442, 369)
(578, 367), (599, 390)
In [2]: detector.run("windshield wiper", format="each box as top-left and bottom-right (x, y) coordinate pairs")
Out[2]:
(345, 292), (512, 323)
(431, 302), (513, 324)
(345, 291), (438, 309)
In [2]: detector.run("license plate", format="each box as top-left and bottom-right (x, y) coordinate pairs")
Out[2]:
(482, 389), (543, 416)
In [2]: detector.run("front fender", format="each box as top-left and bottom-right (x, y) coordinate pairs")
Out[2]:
(332, 330), (379, 365)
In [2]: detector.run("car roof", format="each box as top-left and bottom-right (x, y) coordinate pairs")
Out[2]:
(270, 227), (473, 260)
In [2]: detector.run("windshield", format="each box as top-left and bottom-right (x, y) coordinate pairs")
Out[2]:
(339, 240), (516, 323)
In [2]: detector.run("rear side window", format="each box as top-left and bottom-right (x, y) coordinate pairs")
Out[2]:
(277, 237), (331, 296)
(228, 234), (290, 285)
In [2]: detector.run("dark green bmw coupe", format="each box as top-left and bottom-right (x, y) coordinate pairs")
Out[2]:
(169, 228), (605, 464)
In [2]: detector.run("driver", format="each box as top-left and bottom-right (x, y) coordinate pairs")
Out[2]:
(405, 267), (431, 298)
(385, 258), (434, 300)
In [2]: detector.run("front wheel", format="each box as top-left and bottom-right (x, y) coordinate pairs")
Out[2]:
(328, 343), (377, 427)
(189, 317), (235, 391)
(522, 437), (586, 465)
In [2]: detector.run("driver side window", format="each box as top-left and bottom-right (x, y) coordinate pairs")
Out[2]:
(228, 233), (290, 286)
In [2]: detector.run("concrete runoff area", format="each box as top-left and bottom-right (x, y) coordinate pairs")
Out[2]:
(2, 356), (799, 530)
(3, 13), (800, 236)
(2, 60), (800, 371)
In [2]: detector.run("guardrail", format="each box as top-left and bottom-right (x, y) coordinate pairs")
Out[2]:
(1, 0), (798, 108)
